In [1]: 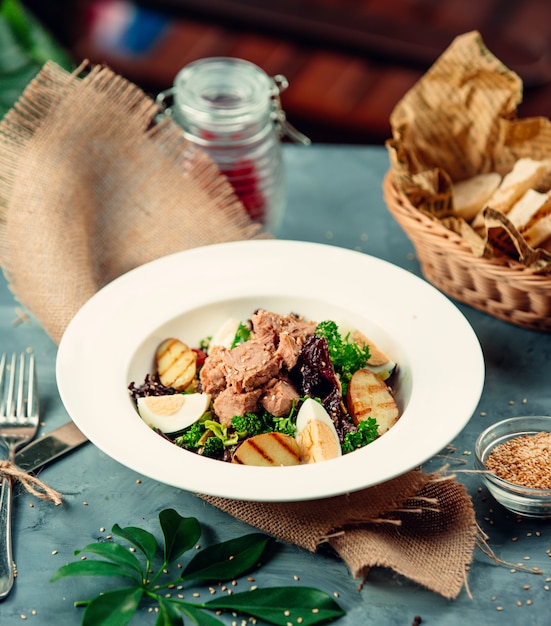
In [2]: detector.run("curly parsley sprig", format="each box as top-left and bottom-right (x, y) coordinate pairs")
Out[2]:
(314, 321), (371, 395)
(51, 508), (346, 626)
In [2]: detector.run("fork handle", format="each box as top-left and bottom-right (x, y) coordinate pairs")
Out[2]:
(0, 475), (14, 600)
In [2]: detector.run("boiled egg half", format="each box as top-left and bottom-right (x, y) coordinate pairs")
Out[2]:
(295, 398), (342, 463)
(210, 318), (241, 349)
(137, 393), (210, 434)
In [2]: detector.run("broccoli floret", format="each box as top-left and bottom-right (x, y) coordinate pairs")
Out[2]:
(272, 415), (296, 436)
(315, 321), (371, 394)
(342, 418), (378, 454)
(231, 412), (271, 438)
(202, 435), (225, 459)
(175, 422), (206, 451)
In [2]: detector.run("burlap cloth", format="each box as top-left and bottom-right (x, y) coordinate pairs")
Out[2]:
(0, 61), (480, 599)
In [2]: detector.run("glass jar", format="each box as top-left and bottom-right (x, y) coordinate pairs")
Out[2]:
(156, 57), (309, 229)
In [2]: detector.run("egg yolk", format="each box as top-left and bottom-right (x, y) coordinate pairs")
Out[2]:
(298, 420), (340, 463)
(143, 394), (185, 416)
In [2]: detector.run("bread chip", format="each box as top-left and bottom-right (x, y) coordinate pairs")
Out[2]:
(486, 157), (551, 214)
(452, 172), (501, 221)
(506, 188), (551, 230)
(523, 213), (551, 248)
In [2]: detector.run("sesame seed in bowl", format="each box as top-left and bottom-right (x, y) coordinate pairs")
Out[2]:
(474, 416), (551, 518)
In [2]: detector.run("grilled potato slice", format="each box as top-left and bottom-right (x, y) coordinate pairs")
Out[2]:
(232, 432), (301, 466)
(347, 368), (399, 435)
(156, 338), (197, 391)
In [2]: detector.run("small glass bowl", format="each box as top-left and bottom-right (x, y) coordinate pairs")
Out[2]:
(474, 416), (551, 518)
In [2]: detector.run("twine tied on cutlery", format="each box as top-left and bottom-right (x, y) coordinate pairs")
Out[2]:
(0, 461), (62, 505)
(0, 60), (480, 599)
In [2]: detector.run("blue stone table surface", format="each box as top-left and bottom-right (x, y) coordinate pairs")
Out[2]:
(1, 144), (551, 625)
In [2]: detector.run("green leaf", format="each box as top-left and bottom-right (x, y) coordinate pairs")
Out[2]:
(155, 598), (184, 626)
(112, 524), (158, 562)
(205, 587), (346, 626)
(183, 533), (272, 582)
(159, 509), (201, 565)
(178, 603), (227, 626)
(0, 0), (73, 117)
(82, 587), (143, 626)
(50, 560), (137, 583)
(75, 542), (144, 575)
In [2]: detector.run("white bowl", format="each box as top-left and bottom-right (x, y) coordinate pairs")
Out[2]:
(56, 240), (484, 501)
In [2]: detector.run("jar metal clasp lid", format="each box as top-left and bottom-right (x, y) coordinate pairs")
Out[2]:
(155, 72), (311, 146)
(270, 75), (311, 145)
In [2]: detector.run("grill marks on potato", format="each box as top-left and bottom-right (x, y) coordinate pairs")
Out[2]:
(231, 432), (301, 466)
(347, 369), (399, 435)
(156, 338), (197, 391)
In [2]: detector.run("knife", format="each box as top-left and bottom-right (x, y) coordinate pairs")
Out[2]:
(15, 421), (89, 473)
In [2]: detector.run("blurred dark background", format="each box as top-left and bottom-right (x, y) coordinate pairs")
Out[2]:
(21, 0), (551, 144)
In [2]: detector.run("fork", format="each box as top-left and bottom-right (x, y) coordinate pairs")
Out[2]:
(0, 352), (39, 600)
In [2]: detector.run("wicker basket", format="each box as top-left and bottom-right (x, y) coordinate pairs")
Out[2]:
(382, 171), (551, 332)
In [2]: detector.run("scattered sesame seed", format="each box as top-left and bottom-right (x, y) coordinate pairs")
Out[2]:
(20, 615), (27, 620)
(512, 537), (519, 542)
(526, 599), (533, 606)
(524, 585), (531, 590)
(312, 608), (320, 614)
(82, 501), (88, 506)
(496, 606), (504, 611)
(284, 610), (291, 616)
(293, 575), (299, 581)
(522, 398), (527, 404)
(544, 585), (549, 591)
(480, 411), (487, 417)
(106, 535), (112, 540)
(193, 592), (200, 598)
(516, 601), (522, 606)
(80, 556), (86, 561)
(100, 527), (105, 532)
(509, 400), (515, 405)
(129, 547), (136, 552)
(28, 503), (34, 508)
(51, 550), (58, 555)
(136, 479), (141, 484)
(31, 611), (36, 616)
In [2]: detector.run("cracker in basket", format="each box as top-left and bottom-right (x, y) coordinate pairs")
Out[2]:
(523, 213), (551, 248)
(486, 157), (551, 213)
(451, 172), (501, 221)
(471, 157), (551, 230)
(506, 188), (551, 230)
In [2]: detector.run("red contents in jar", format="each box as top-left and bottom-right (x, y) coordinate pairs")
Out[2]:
(221, 159), (267, 223)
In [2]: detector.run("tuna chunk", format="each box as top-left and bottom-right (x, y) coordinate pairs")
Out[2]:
(251, 309), (316, 345)
(199, 345), (230, 395)
(222, 338), (281, 392)
(261, 378), (300, 417)
(213, 387), (263, 426)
